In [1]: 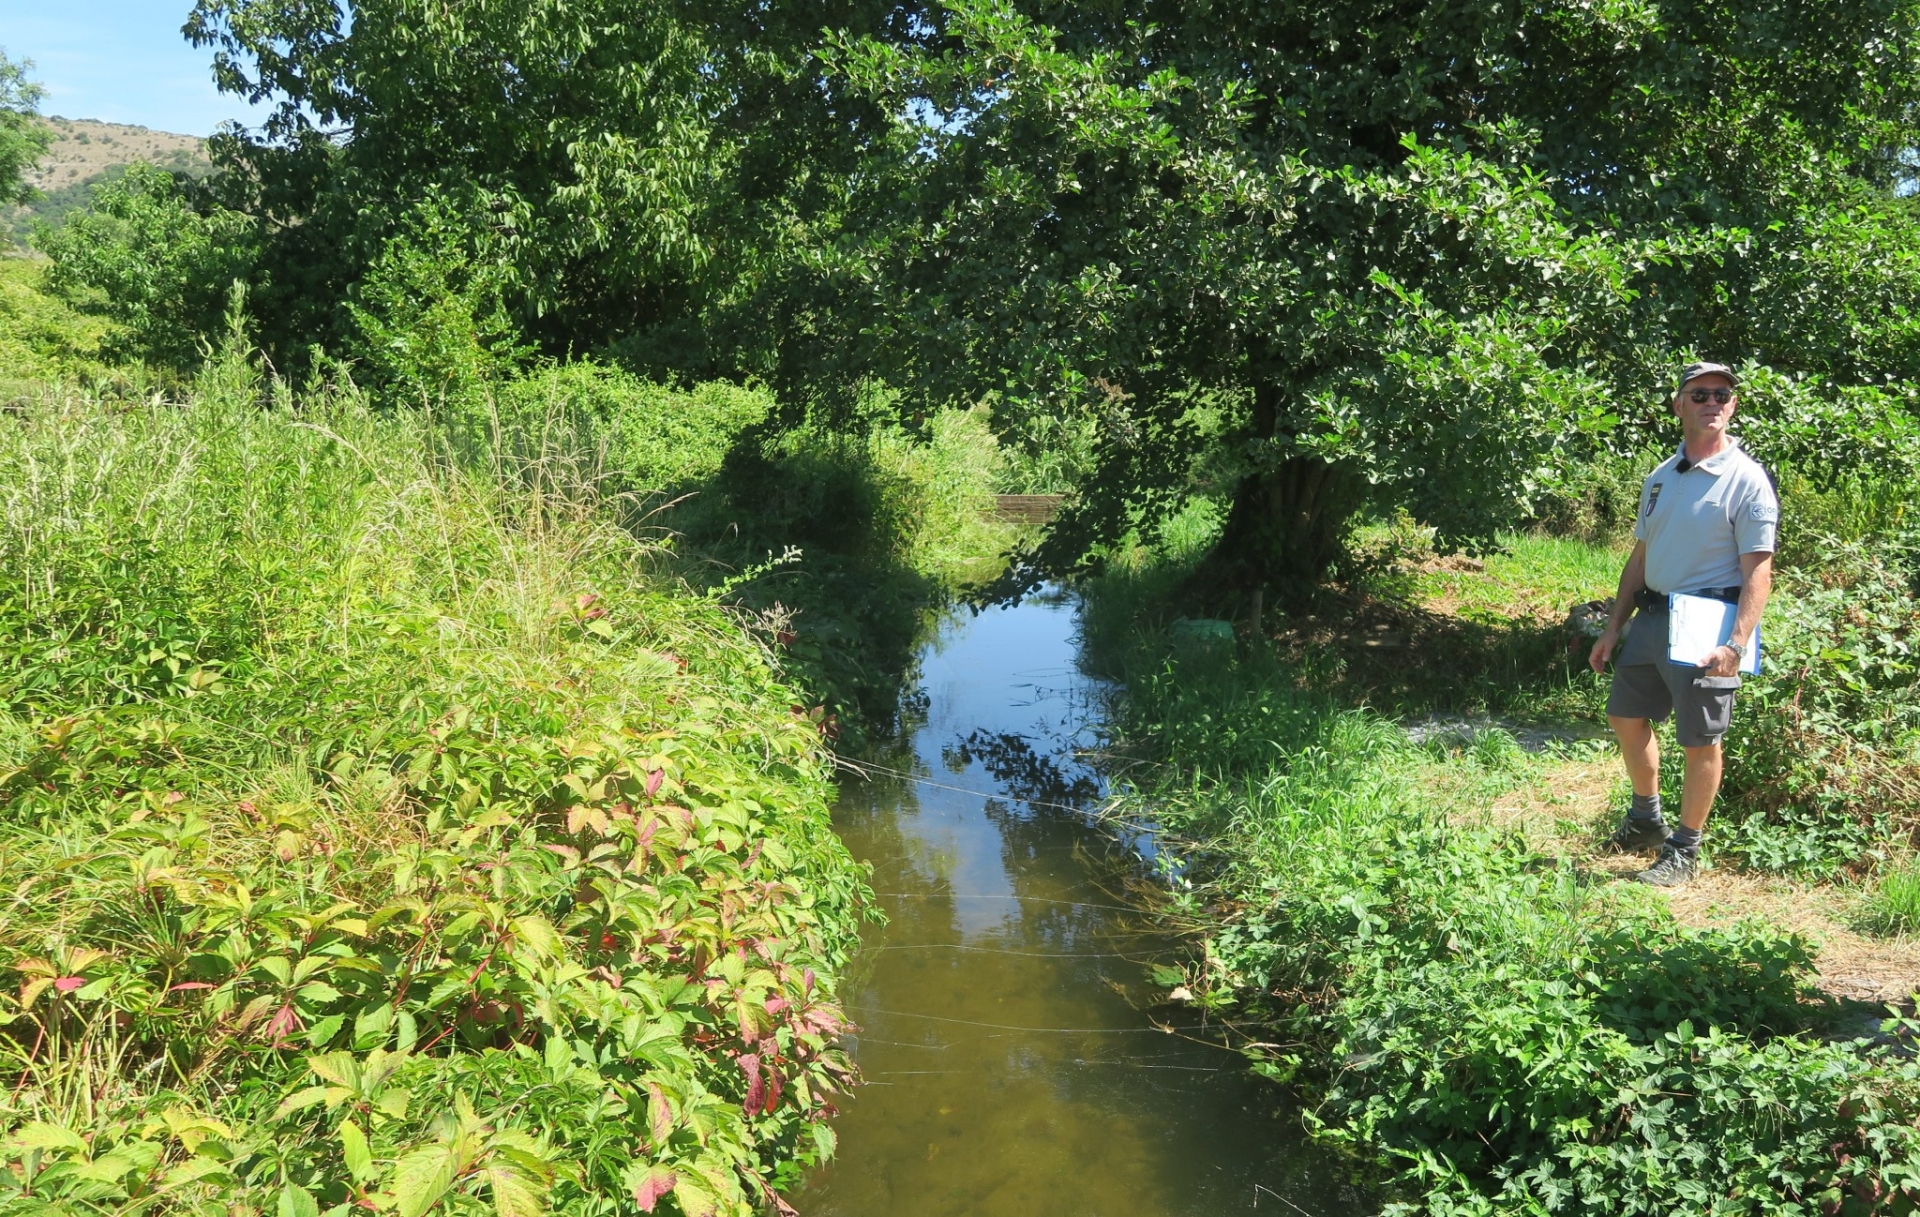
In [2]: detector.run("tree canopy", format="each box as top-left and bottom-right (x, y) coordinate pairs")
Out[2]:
(0, 51), (49, 212)
(37, 1), (1920, 596)
(814, 0), (1920, 597)
(176, 0), (916, 375)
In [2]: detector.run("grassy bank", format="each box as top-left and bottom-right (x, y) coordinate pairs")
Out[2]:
(0, 356), (869, 1214)
(1092, 525), (1920, 1214)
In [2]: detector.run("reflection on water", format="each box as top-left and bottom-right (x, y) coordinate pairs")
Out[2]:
(801, 592), (1368, 1216)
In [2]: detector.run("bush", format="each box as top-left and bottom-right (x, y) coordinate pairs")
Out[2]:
(1717, 538), (1920, 875)
(0, 259), (111, 387)
(490, 362), (773, 497)
(698, 400), (1010, 743)
(349, 195), (527, 411)
(36, 163), (258, 370)
(0, 374), (866, 1214)
(1524, 446), (1653, 543)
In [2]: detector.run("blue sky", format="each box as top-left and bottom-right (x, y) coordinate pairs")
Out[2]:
(1, 1), (266, 135)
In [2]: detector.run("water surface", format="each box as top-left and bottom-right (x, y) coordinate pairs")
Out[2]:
(802, 593), (1368, 1216)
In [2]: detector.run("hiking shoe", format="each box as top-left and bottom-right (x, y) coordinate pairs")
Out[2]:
(1604, 815), (1671, 855)
(1633, 844), (1698, 887)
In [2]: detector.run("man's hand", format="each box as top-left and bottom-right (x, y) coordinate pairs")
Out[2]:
(1589, 628), (1619, 673)
(1697, 645), (1740, 678)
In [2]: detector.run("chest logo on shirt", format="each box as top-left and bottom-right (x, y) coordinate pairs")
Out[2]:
(1644, 483), (1663, 517)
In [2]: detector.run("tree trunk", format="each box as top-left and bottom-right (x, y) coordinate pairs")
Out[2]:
(1188, 382), (1356, 608)
(1194, 455), (1356, 603)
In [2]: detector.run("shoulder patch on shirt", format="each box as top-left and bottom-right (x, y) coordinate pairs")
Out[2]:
(1749, 502), (1778, 523)
(1644, 483), (1663, 516)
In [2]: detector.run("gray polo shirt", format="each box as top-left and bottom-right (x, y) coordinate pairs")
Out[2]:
(1634, 437), (1778, 593)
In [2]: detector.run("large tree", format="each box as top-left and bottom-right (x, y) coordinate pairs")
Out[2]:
(179, 0), (922, 374)
(0, 50), (49, 212)
(819, 0), (1920, 599)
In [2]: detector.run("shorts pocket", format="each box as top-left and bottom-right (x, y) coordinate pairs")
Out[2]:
(1693, 674), (1743, 691)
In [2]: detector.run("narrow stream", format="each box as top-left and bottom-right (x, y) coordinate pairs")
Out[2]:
(800, 592), (1368, 1215)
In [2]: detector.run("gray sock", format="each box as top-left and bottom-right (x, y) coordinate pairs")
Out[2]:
(1667, 825), (1701, 855)
(1628, 793), (1665, 824)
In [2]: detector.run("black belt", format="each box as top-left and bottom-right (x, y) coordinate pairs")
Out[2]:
(1634, 586), (1741, 613)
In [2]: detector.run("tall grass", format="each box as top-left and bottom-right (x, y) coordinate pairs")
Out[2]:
(0, 350), (868, 1214)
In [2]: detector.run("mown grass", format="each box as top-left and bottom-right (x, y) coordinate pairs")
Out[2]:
(0, 348), (870, 1215)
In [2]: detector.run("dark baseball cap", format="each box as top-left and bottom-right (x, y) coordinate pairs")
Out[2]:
(1675, 361), (1739, 393)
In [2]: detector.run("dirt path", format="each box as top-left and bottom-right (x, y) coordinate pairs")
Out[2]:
(1462, 754), (1920, 1007)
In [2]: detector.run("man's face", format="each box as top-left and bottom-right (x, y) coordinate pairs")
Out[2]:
(1672, 373), (1738, 438)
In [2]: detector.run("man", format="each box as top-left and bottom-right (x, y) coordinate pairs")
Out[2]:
(1587, 362), (1778, 887)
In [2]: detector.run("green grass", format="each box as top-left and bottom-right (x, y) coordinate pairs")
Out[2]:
(1082, 510), (1920, 1213)
(1863, 861), (1920, 936)
(1402, 532), (1631, 623)
(0, 354), (869, 1215)
(1100, 628), (1920, 1214)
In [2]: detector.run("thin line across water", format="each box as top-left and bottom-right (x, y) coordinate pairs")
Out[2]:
(852, 1007), (1177, 1034)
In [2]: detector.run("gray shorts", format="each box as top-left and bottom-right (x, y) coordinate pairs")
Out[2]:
(1605, 611), (1742, 747)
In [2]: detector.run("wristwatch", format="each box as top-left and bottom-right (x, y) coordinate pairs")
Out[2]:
(1729, 639), (1750, 663)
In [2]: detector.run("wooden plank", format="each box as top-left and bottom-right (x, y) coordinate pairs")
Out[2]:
(989, 494), (1065, 524)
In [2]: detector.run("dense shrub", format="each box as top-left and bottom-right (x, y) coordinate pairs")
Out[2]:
(0, 365), (866, 1214)
(0, 259), (111, 387)
(349, 195), (528, 411)
(36, 164), (259, 370)
(704, 401), (1010, 742)
(491, 364), (773, 497)
(1718, 538), (1920, 874)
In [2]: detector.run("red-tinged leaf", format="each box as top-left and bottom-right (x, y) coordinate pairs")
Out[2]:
(644, 769), (664, 799)
(764, 996), (790, 1017)
(739, 1053), (766, 1116)
(266, 1003), (302, 1045)
(52, 977), (85, 993)
(647, 1082), (673, 1145)
(632, 1167), (676, 1212)
(802, 968), (816, 994)
(170, 982), (215, 992)
(765, 1059), (784, 1112)
(163, 791), (186, 806)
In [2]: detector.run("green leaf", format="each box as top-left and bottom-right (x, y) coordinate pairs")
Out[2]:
(14, 1122), (87, 1155)
(487, 1162), (547, 1217)
(340, 1118), (373, 1182)
(355, 1001), (395, 1050)
(392, 1145), (458, 1217)
(671, 1175), (720, 1217)
(274, 1086), (334, 1119)
(278, 1184), (321, 1217)
(306, 1013), (346, 1048)
(512, 915), (561, 959)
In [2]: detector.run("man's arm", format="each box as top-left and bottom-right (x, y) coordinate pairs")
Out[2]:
(1589, 540), (1649, 673)
(1698, 551), (1773, 677)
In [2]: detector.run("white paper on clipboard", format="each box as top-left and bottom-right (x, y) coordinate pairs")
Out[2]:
(1667, 593), (1760, 675)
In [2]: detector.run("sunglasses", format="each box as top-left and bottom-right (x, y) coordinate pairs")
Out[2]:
(1687, 387), (1735, 404)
